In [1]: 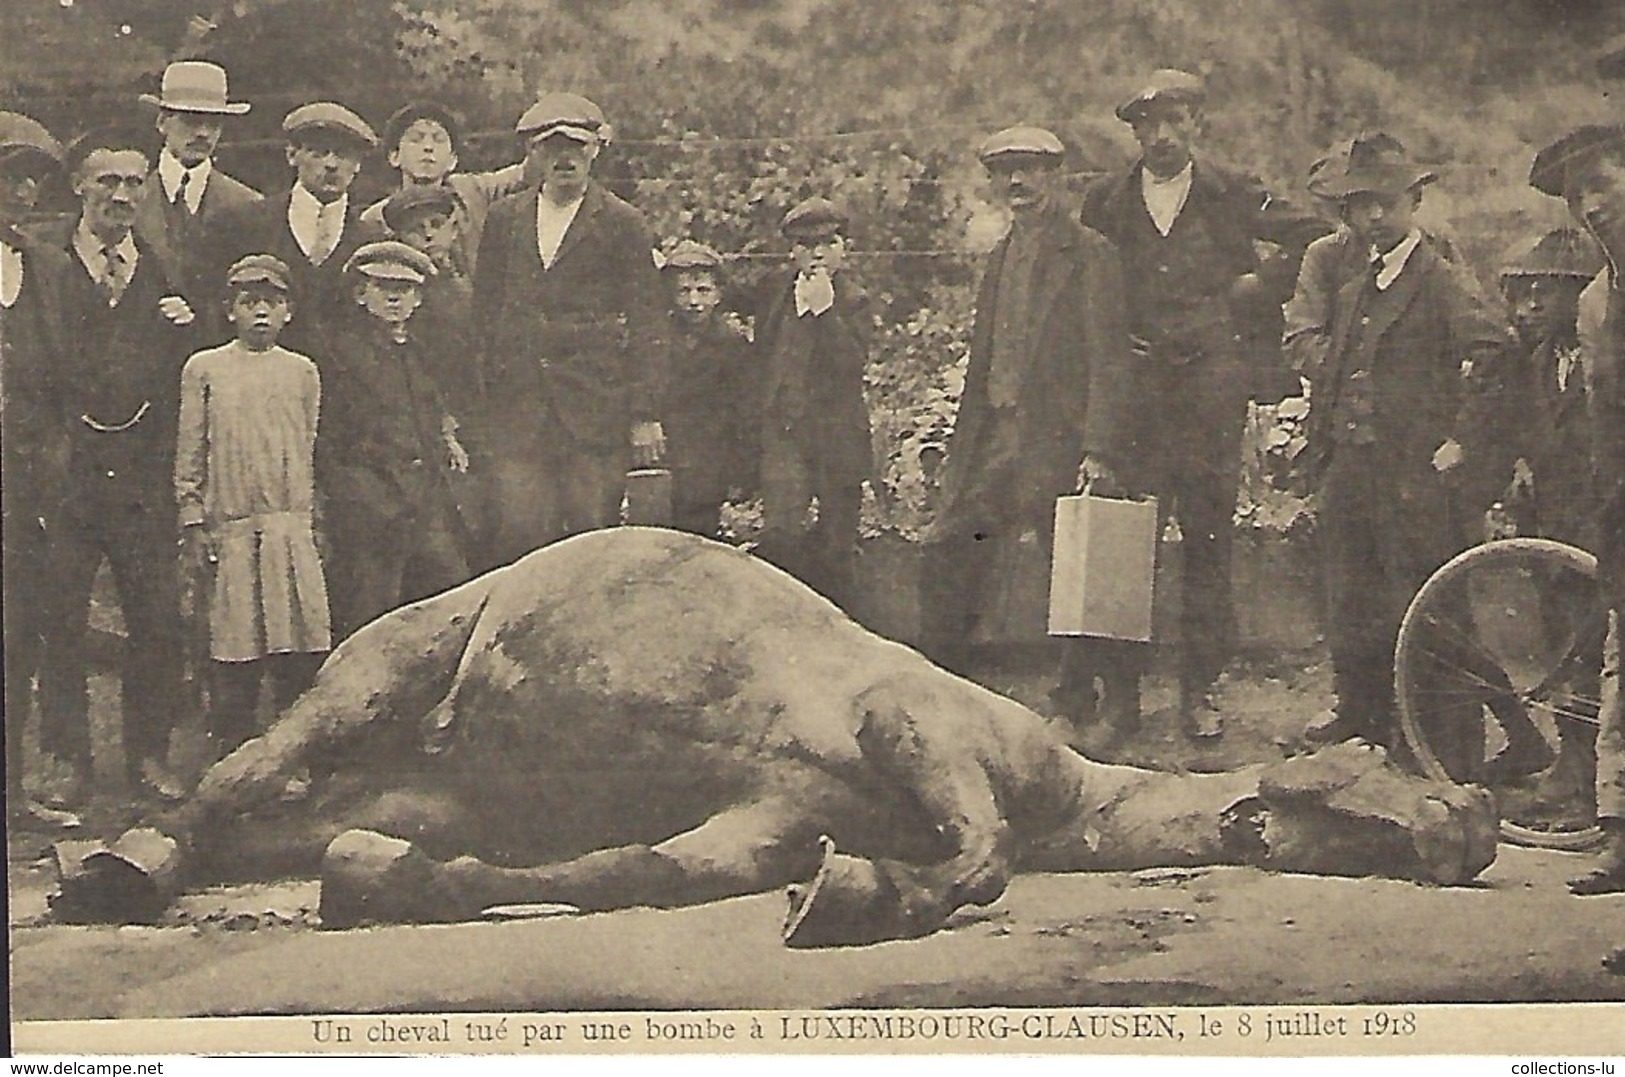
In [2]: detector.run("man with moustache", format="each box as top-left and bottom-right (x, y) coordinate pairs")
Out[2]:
(218, 103), (381, 356)
(1079, 69), (1328, 740)
(39, 129), (203, 805)
(0, 112), (81, 828)
(919, 126), (1129, 737)
(475, 93), (669, 563)
(1284, 134), (1509, 762)
(134, 61), (262, 315)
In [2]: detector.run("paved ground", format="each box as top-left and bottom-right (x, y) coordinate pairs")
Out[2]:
(8, 654), (1623, 1019)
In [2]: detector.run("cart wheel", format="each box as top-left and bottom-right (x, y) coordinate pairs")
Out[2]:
(1395, 538), (1605, 850)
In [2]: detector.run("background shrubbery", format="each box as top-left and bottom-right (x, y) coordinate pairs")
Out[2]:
(6, 0), (1620, 536)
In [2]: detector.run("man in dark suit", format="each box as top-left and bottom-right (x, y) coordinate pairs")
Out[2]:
(38, 129), (204, 805)
(751, 198), (874, 609)
(134, 61), (262, 317)
(1285, 135), (1508, 760)
(1078, 69), (1329, 739)
(919, 126), (1129, 733)
(216, 102), (380, 358)
(0, 112), (82, 828)
(475, 93), (669, 564)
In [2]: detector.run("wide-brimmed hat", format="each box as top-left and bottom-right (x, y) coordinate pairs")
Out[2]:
(1307, 131), (1438, 201)
(978, 125), (1065, 168)
(1529, 124), (1625, 198)
(1499, 227), (1606, 283)
(1116, 69), (1206, 123)
(139, 61), (250, 116)
(0, 111), (64, 170)
(516, 92), (609, 145)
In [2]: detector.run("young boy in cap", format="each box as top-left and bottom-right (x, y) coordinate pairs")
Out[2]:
(1493, 227), (1606, 548)
(361, 102), (526, 278)
(1284, 132), (1510, 765)
(318, 240), (471, 637)
(136, 61), (262, 317)
(1529, 120), (1625, 897)
(1080, 68), (1329, 739)
(922, 125), (1130, 741)
(752, 197), (874, 608)
(176, 254), (330, 760)
(217, 102), (383, 357)
(475, 92), (669, 561)
(658, 239), (757, 536)
(0, 111), (81, 827)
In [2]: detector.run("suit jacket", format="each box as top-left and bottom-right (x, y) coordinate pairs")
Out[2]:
(663, 317), (758, 501)
(474, 183), (669, 450)
(1587, 281), (1625, 596)
(52, 231), (202, 522)
(0, 227), (73, 522)
(754, 278), (874, 490)
(134, 164), (262, 313)
(214, 188), (383, 359)
(1300, 237), (1509, 529)
(934, 203), (1128, 535)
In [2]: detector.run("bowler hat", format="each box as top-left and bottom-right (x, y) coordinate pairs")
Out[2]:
(283, 102), (378, 149)
(383, 102), (463, 155)
(516, 92), (609, 144)
(1306, 131), (1437, 201)
(225, 253), (292, 291)
(1499, 228), (1605, 283)
(140, 61), (250, 116)
(781, 197), (847, 240)
(0, 111), (64, 169)
(1529, 124), (1625, 198)
(343, 240), (437, 283)
(381, 184), (463, 232)
(1116, 69), (1206, 123)
(662, 239), (724, 272)
(978, 125), (1065, 167)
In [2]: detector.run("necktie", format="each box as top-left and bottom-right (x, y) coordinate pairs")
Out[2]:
(175, 169), (193, 213)
(101, 244), (129, 304)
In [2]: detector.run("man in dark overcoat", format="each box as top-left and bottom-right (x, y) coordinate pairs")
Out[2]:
(134, 61), (262, 319)
(474, 93), (670, 564)
(919, 126), (1129, 731)
(0, 113), (81, 828)
(215, 102), (381, 358)
(39, 129), (205, 804)
(1284, 136), (1509, 760)
(1078, 69), (1329, 738)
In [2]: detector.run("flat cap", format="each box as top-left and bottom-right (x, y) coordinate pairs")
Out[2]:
(225, 253), (292, 290)
(516, 92), (608, 143)
(283, 102), (378, 148)
(662, 239), (724, 271)
(1307, 131), (1437, 201)
(381, 183), (464, 232)
(781, 197), (847, 239)
(384, 101), (462, 153)
(978, 125), (1065, 166)
(1499, 227), (1605, 282)
(1530, 124), (1625, 198)
(343, 240), (438, 283)
(1116, 69), (1206, 123)
(0, 111), (64, 167)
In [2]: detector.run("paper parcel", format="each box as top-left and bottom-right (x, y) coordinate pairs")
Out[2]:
(1047, 494), (1159, 642)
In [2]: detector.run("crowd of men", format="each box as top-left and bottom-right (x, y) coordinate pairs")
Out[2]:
(3, 57), (1624, 909)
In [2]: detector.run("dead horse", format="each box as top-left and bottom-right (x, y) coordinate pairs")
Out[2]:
(53, 528), (1497, 947)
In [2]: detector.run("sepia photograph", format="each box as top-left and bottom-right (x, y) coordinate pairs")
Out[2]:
(3, 0), (1625, 1058)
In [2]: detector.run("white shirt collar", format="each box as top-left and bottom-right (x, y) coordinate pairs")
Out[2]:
(535, 192), (585, 269)
(1140, 161), (1194, 237)
(158, 151), (212, 212)
(288, 184), (348, 263)
(72, 219), (138, 280)
(1371, 229), (1423, 291)
(0, 237), (21, 309)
